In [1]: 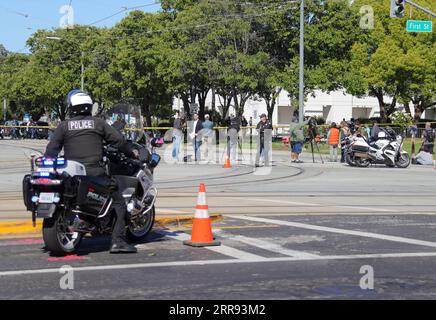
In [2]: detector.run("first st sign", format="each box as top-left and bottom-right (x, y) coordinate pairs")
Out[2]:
(406, 20), (433, 33)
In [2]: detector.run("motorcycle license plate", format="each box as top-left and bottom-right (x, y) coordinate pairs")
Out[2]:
(39, 193), (55, 203)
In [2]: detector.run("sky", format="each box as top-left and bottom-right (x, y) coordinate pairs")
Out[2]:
(0, 0), (161, 53)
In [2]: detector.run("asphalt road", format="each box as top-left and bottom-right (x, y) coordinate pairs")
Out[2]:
(1, 139), (436, 300)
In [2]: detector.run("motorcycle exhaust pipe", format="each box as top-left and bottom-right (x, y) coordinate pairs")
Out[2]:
(354, 152), (369, 159)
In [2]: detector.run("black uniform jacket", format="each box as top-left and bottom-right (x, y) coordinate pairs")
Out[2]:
(45, 115), (134, 175)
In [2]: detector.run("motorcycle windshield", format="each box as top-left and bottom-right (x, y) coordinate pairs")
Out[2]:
(103, 104), (144, 142)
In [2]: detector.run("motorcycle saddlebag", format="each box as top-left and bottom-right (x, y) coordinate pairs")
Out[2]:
(76, 176), (112, 216)
(352, 145), (369, 153)
(22, 174), (34, 211)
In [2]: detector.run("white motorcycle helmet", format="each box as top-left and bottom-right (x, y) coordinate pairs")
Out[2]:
(67, 89), (93, 117)
(378, 131), (387, 139)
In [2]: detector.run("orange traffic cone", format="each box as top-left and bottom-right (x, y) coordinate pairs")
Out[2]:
(183, 183), (221, 247)
(223, 154), (232, 168)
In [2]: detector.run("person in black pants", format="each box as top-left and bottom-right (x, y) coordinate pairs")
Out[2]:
(422, 122), (435, 154)
(255, 114), (273, 167)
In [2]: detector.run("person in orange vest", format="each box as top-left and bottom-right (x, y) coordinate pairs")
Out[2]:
(327, 122), (341, 162)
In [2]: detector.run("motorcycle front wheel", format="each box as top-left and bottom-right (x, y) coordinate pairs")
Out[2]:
(396, 153), (411, 168)
(42, 209), (83, 256)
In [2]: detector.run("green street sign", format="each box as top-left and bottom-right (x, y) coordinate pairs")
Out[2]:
(406, 20), (433, 33)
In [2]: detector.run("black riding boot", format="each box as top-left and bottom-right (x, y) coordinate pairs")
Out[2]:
(110, 193), (137, 254)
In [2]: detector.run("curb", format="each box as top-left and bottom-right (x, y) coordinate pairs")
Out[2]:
(0, 214), (223, 236)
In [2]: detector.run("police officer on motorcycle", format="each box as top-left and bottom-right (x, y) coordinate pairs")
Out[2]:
(44, 90), (139, 253)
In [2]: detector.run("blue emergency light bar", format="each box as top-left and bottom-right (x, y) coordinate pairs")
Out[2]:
(36, 157), (67, 168)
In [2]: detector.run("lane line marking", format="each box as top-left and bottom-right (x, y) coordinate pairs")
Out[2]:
(226, 197), (319, 207)
(156, 230), (267, 261)
(227, 215), (436, 249)
(226, 197), (398, 212)
(339, 205), (395, 212)
(214, 224), (280, 230)
(214, 229), (320, 258)
(2, 252), (436, 277)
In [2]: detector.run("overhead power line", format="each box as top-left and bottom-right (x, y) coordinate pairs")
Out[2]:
(0, 4), (29, 18)
(88, 1), (162, 26)
(25, 1), (299, 56)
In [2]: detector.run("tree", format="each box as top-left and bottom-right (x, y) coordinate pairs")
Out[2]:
(109, 11), (173, 126)
(158, 1), (218, 119)
(25, 26), (100, 120)
(346, 0), (435, 121)
(0, 44), (8, 59)
(0, 53), (44, 120)
(279, 0), (361, 116)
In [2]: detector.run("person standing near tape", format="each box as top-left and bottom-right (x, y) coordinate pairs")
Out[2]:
(327, 122), (341, 162)
(255, 114), (273, 167)
(189, 113), (203, 162)
(202, 114), (214, 162)
(289, 116), (308, 163)
(340, 121), (351, 163)
(172, 111), (184, 162)
(422, 122), (435, 154)
(227, 115), (240, 162)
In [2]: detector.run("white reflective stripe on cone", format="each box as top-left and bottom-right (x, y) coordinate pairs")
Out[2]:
(197, 192), (207, 205)
(195, 209), (210, 219)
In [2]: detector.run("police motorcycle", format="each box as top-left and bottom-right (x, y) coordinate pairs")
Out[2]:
(346, 127), (410, 168)
(22, 105), (163, 255)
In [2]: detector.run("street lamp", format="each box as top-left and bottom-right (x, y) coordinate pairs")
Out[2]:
(45, 36), (85, 91)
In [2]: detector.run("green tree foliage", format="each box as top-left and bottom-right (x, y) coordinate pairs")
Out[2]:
(347, 0), (435, 121)
(108, 11), (173, 126)
(0, 0), (434, 125)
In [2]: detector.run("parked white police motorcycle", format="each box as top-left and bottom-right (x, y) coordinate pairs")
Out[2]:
(346, 127), (410, 168)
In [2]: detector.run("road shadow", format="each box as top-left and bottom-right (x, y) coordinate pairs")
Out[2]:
(42, 229), (168, 257)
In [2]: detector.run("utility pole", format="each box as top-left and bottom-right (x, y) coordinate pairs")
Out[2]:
(81, 51), (85, 91)
(298, 0), (305, 124)
(3, 98), (6, 121)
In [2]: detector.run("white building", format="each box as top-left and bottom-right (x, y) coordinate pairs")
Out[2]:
(173, 89), (431, 125)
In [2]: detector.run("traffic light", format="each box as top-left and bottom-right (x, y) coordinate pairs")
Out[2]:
(390, 0), (405, 18)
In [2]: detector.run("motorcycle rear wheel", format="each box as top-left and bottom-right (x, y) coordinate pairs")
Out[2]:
(355, 157), (370, 167)
(345, 153), (356, 166)
(126, 206), (155, 242)
(42, 209), (83, 256)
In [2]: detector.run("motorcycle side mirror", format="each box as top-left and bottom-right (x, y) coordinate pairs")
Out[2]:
(149, 153), (161, 168)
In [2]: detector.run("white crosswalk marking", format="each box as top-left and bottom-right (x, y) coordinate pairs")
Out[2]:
(157, 230), (267, 261)
(214, 229), (320, 259)
(227, 215), (436, 248)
